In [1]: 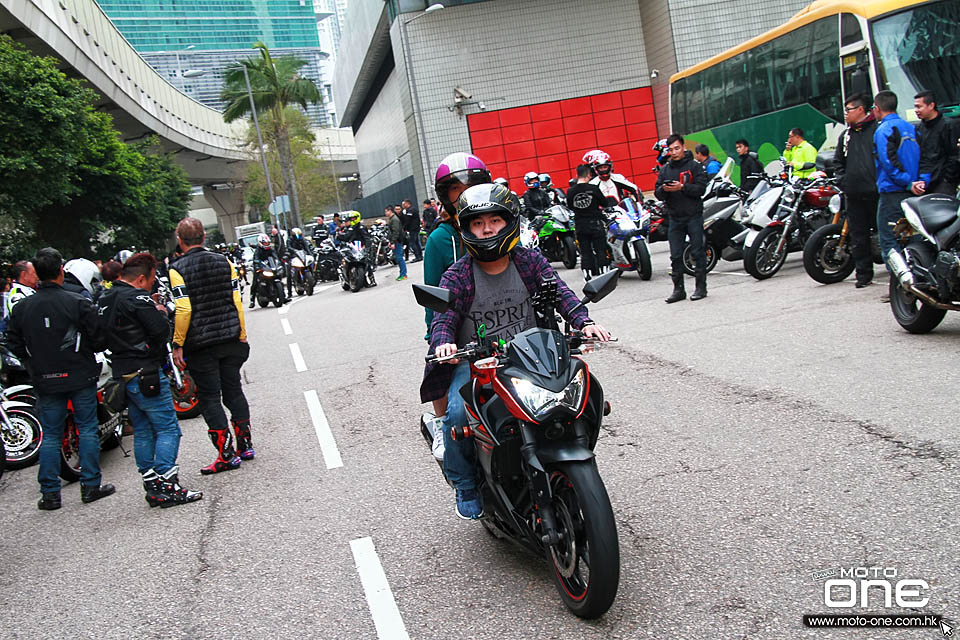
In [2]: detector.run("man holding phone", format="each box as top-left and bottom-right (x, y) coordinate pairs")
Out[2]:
(655, 133), (709, 303)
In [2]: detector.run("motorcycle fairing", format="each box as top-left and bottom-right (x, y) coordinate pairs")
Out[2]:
(503, 328), (571, 387)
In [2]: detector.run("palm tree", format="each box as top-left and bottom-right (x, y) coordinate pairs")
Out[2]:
(221, 41), (321, 228)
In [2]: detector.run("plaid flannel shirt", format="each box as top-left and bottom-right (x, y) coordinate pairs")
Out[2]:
(419, 248), (590, 403)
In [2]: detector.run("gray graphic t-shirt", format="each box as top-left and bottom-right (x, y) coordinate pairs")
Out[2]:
(456, 260), (535, 347)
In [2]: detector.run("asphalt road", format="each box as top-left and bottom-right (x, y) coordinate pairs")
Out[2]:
(1, 244), (957, 640)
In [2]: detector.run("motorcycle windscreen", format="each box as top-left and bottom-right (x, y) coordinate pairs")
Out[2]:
(503, 328), (572, 390)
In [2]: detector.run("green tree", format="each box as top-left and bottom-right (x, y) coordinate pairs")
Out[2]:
(0, 35), (191, 260)
(221, 42), (322, 229)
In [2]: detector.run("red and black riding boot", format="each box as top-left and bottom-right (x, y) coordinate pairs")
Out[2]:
(232, 418), (255, 460)
(200, 428), (242, 475)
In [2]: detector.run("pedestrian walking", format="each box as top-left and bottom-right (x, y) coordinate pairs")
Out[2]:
(169, 218), (255, 475)
(402, 199), (423, 262)
(6, 247), (114, 510)
(655, 134), (709, 303)
(98, 252), (202, 507)
(385, 205), (408, 281)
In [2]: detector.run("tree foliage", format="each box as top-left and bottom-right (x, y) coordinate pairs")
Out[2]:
(0, 35), (191, 261)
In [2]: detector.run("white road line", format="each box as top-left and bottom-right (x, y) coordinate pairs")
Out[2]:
(350, 537), (409, 640)
(289, 343), (308, 372)
(303, 390), (343, 469)
(281, 318), (292, 335)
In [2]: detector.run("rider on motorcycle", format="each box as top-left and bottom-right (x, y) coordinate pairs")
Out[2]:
(539, 173), (565, 205)
(337, 211), (377, 287)
(421, 183), (611, 520)
(585, 150), (639, 204)
(521, 171), (553, 220)
(249, 233), (288, 309)
(289, 227), (313, 253)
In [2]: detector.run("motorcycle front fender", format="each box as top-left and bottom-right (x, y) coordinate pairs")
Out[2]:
(742, 229), (760, 248)
(534, 441), (596, 465)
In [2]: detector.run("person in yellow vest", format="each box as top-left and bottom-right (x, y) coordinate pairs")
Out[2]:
(784, 128), (818, 179)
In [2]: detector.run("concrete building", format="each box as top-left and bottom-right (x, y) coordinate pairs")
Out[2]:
(333, 0), (808, 215)
(99, 0), (338, 127)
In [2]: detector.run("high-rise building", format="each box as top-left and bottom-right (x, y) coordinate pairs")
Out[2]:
(99, 0), (337, 126)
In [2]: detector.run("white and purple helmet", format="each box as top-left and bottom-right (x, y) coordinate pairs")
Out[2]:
(434, 152), (491, 214)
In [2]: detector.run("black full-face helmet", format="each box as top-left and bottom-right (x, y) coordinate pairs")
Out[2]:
(456, 183), (522, 262)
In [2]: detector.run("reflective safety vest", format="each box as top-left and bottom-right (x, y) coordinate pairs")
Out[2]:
(4, 283), (35, 318)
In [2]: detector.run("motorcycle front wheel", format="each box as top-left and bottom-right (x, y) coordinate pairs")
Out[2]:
(561, 235), (578, 269)
(348, 266), (364, 292)
(547, 460), (620, 619)
(272, 281), (285, 307)
(743, 225), (788, 280)
(2, 406), (43, 469)
(634, 239), (652, 280)
(802, 223), (854, 284)
(305, 271), (315, 296)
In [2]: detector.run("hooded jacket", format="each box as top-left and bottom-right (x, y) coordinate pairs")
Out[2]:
(835, 113), (878, 196)
(422, 219), (462, 337)
(654, 150), (708, 218)
(874, 113), (920, 193)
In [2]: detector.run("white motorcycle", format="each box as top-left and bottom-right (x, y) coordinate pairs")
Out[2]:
(604, 198), (652, 280)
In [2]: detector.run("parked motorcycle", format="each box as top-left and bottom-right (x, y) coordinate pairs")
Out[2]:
(314, 238), (342, 282)
(886, 194), (960, 333)
(681, 180), (748, 276)
(534, 205), (579, 269)
(289, 248), (317, 296)
(338, 241), (373, 293)
(1, 384), (43, 470)
(60, 353), (125, 481)
(254, 255), (286, 308)
(802, 193), (882, 284)
(742, 173), (837, 280)
(518, 215), (540, 250)
(0, 343), (36, 404)
(414, 270), (622, 619)
(368, 225), (395, 267)
(604, 198), (652, 279)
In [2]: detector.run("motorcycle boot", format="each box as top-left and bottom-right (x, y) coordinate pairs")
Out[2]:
(690, 270), (708, 301)
(157, 466), (203, 507)
(200, 428), (242, 475)
(582, 268), (592, 282)
(37, 491), (61, 511)
(81, 483), (116, 504)
(231, 418), (255, 460)
(142, 469), (170, 508)
(665, 272), (686, 304)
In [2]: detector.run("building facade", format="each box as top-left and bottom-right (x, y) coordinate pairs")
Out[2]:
(334, 0), (809, 215)
(100, 0), (338, 126)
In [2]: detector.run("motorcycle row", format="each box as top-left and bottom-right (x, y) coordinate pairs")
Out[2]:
(0, 272), (202, 481)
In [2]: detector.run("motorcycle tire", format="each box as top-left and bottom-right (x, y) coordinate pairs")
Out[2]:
(681, 242), (719, 277)
(561, 235), (578, 269)
(256, 292), (269, 308)
(171, 370), (202, 419)
(2, 406), (43, 469)
(743, 225), (789, 280)
(59, 422), (82, 481)
(547, 460), (620, 619)
(635, 239), (652, 280)
(305, 271), (315, 296)
(0, 437), (5, 480)
(802, 223), (855, 284)
(273, 281), (285, 307)
(349, 267), (364, 293)
(890, 243), (947, 334)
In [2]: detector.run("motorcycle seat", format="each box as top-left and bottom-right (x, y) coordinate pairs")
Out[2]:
(904, 195), (960, 233)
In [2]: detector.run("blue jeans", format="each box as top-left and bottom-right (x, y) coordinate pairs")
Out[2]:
(877, 192), (909, 272)
(36, 384), (101, 492)
(668, 214), (706, 274)
(441, 361), (475, 490)
(393, 244), (407, 277)
(126, 368), (182, 475)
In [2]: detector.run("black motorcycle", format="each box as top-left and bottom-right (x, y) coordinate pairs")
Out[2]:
(802, 194), (882, 284)
(338, 241), (374, 293)
(253, 255), (286, 308)
(313, 238), (341, 282)
(414, 270), (621, 619)
(887, 193), (960, 333)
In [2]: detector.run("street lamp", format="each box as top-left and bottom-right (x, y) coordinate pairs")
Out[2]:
(174, 44), (196, 91)
(398, 3), (444, 202)
(242, 64), (278, 228)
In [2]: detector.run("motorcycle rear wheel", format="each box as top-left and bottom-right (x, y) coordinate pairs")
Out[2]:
(744, 225), (788, 280)
(2, 406), (43, 469)
(682, 242), (719, 276)
(547, 460), (620, 619)
(171, 370), (202, 419)
(890, 244), (947, 334)
(802, 223), (854, 284)
(60, 422), (82, 481)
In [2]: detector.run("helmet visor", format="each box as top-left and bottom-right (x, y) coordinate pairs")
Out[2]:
(436, 170), (491, 206)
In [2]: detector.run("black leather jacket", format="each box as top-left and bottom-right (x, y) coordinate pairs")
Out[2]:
(97, 280), (170, 376)
(522, 188), (553, 219)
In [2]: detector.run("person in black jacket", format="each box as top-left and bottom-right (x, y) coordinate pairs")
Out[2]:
(99, 252), (202, 507)
(401, 200), (423, 262)
(912, 91), (959, 195)
(249, 233), (289, 308)
(6, 247), (115, 510)
(655, 134), (709, 302)
(521, 172), (552, 220)
(735, 139), (765, 193)
(567, 164), (610, 280)
(170, 218), (254, 475)
(835, 93), (879, 287)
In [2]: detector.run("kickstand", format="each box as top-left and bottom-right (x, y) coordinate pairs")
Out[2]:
(118, 437), (131, 457)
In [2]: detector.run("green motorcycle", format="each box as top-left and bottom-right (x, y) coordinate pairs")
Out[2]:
(534, 205), (579, 269)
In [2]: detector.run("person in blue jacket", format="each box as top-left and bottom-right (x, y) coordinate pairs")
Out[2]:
(871, 90), (920, 278)
(694, 144), (722, 179)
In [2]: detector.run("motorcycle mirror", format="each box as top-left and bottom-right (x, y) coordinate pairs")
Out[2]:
(582, 269), (620, 303)
(413, 284), (453, 313)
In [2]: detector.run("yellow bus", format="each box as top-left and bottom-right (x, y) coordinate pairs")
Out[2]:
(669, 0), (959, 180)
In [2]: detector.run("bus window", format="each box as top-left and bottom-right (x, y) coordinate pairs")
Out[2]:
(725, 53), (750, 123)
(774, 23), (813, 109)
(748, 41), (775, 117)
(808, 17), (843, 120)
(704, 63), (725, 127)
(840, 13), (862, 46)
(671, 77), (687, 134)
(686, 73), (705, 133)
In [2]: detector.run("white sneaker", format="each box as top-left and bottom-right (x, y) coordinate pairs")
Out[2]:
(430, 417), (445, 462)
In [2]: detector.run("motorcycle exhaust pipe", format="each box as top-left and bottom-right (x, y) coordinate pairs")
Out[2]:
(887, 249), (960, 311)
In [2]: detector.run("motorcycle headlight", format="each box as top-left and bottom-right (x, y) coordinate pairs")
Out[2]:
(262, 270), (274, 277)
(511, 368), (586, 421)
(703, 217), (717, 230)
(828, 194), (842, 214)
(3, 352), (22, 368)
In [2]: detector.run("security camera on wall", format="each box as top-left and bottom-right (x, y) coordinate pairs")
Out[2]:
(454, 86), (472, 100)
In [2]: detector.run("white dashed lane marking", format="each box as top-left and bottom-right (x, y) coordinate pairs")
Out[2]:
(303, 390), (343, 469)
(281, 318), (292, 335)
(289, 343), (308, 372)
(350, 537), (409, 640)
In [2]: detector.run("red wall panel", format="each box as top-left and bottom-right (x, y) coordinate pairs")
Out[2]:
(468, 87), (659, 193)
